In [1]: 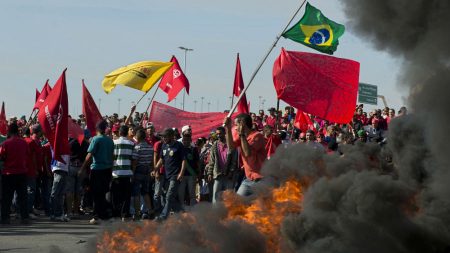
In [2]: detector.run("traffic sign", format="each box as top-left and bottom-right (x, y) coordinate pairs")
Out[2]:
(358, 83), (378, 105)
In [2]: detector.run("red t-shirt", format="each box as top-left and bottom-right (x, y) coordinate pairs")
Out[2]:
(153, 140), (165, 174)
(265, 116), (277, 128)
(0, 136), (29, 175)
(234, 131), (266, 181)
(25, 136), (42, 178)
(41, 142), (52, 175)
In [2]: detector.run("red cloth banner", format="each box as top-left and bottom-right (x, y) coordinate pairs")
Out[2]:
(273, 48), (360, 123)
(82, 80), (102, 137)
(37, 69), (69, 163)
(68, 119), (84, 145)
(149, 101), (234, 140)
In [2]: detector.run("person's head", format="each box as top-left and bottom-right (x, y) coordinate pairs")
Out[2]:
(268, 107), (276, 116)
(135, 129), (146, 143)
(182, 134), (192, 147)
(371, 118), (379, 128)
(389, 108), (395, 118)
(119, 125), (129, 137)
(356, 107), (363, 115)
(316, 133), (325, 143)
(235, 113), (252, 132)
(250, 113), (257, 121)
(181, 125), (192, 136)
(263, 125), (273, 137)
(195, 137), (206, 149)
(305, 130), (315, 142)
(215, 126), (226, 142)
(298, 132), (306, 142)
(258, 110), (264, 116)
(96, 120), (108, 135)
(146, 123), (155, 136)
(357, 130), (366, 142)
(160, 128), (175, 144)
(8, 122), (19, 137)
(399, 106), (407, 116)
(112, 123), (120, 136)
(31, 124), (43, 138)
(128, 124), (136, 137)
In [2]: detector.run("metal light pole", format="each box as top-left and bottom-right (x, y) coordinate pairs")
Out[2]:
(178, 46), (193, 110)
(201, 96), (205, 112)
(207, 102), (211, 112)
(118, 98), (121, 116)
(259, 96), (262, 110)
(194, 100), (197, 112)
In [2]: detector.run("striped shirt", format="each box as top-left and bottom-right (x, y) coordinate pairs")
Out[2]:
(113, 137), (135, 177)
(132, 141), (154, 175)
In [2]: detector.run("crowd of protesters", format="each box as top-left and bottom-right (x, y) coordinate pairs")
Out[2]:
(0, 103), (407, 224)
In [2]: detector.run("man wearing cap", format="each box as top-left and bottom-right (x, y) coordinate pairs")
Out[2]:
(224, 114), (266, 197)
(154, 128), (187, 220)
(265, 107), (278, 129)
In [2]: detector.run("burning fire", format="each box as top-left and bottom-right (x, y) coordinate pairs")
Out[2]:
(97, 179), (304, 253)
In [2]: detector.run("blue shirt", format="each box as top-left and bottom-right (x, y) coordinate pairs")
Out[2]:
(87, 135), (114, 170)
(160, 141), (185, 180)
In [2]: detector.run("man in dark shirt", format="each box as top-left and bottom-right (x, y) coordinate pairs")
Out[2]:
(154, 128), (186, 221)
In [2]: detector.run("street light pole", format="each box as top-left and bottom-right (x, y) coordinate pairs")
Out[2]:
(178, 46), (193, 111)
(201, 97), (205, 112)
(207, 102), (211, 112)
(194, 100), (197, 112)
(118, 98), (121, 116)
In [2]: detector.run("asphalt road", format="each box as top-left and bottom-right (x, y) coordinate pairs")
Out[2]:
(0, 216), (102, 253)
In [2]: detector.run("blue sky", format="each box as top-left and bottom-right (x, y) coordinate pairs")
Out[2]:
(0, 0), (407, 118)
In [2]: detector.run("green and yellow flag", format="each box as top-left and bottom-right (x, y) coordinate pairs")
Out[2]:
(282, 3), (345, 55)
(102, 61), (174, 94)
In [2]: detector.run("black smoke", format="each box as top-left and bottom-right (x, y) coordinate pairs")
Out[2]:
(261, 0), (450, 252)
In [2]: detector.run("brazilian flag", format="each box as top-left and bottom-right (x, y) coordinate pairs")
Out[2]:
(282, 3), (345, 55)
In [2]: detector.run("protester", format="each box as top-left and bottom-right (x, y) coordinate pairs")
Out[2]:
(50, 152), (70, 222)
(24, 124), (43, 219)
(0, 123), (30, 224)
(80, 120), (114, 225)
(207, 126), (238, 203)
(111, 125), (134, 221)
(224, 114), (266, 197)
(131, 128), (154, 220)
(154, 128), (186, 221)
(178, 133), (199, 208)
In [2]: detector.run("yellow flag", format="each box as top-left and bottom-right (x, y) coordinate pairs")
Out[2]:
(102, 61), (174, 94)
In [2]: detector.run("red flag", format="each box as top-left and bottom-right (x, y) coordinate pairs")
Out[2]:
(82, 80), (102, 137)
(265, 134), (281, 159)
(233, 54), (249, 114)
(37, 69), (69, 163)
(0, 102), (7, 136)
(68, 119), (84, 145)
(158, 56), (190, 102)
(273, 48), (360, 123)
(35, 89), (41, 103)
(294, 110), (314, 133)
(34, 80), (52, 110)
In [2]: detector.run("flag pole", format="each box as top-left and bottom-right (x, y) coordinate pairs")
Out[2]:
(140, 86), (160, 125)
(227, 0), (307, 118)
(275, 98), (280, 131)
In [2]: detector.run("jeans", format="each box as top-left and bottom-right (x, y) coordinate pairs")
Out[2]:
(236, 178), (258, 197)
(50, 170), (67, 217)
(178, 176), (196, 207)
(212, 176), (234, 203)
(159, 179), (182, 219)
(27, 177), (37, 213)
(1, 174), (28, 221)
(153, 176), (166, 215)
(90, 169), (112, 219)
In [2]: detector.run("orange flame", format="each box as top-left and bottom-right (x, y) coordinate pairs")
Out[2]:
(97, 179), (304, 253)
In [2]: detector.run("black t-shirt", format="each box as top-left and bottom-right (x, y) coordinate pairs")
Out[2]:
(183, 146), (199, 176)
(160, 141), (185, 180)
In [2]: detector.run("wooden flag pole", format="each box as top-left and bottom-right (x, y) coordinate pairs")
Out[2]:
(275, 99), (280, 131)
(227, 0), (307, 118)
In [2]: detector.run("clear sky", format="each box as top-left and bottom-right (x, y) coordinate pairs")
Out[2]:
(0, 0), (407, 118)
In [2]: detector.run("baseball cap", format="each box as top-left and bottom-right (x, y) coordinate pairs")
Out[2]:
(160, 128), (175, 137)
(181, 125), (191, 134)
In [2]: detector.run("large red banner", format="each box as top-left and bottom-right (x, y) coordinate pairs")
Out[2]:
(149, 101), (233, 140)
